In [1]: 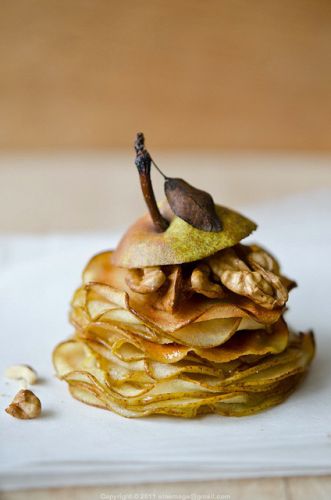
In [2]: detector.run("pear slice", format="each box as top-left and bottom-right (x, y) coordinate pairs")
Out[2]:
(107, 317), (288, 363)
(81, 252), (288, 338)
(53, 331), (314, 418)
(112, 202), (256, 268)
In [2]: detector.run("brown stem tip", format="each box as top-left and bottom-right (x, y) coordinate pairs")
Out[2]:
(134, 133), (169, 232)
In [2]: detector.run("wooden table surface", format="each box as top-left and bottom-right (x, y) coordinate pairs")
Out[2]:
(1, 152), (331, 500)
(1, 1), (331, 152)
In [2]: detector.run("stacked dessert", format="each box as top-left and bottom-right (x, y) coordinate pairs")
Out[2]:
(53, 134), (314, 418)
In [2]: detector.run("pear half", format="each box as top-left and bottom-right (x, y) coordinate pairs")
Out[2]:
(112, 202), (256, 268)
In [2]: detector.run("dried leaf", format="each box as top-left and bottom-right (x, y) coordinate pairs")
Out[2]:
(164, 177), (222, 232)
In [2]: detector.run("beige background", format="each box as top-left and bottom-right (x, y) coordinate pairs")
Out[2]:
(0, 0), (331, 151)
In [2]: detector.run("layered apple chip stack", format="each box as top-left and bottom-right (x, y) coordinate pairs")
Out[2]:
(53, 228), (314, 418)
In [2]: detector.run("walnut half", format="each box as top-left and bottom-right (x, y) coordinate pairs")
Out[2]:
(126, 267), (166, 294)
(5, 389), (41, 419)
(191, 264), (225, 299)
(208, 246), (288, 309)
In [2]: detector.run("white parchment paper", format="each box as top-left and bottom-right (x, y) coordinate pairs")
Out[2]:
(0, 190), (330, 490)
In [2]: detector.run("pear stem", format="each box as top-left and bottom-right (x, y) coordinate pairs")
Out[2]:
(151, 159), (168, 179)
(134, 133), (169, 232)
